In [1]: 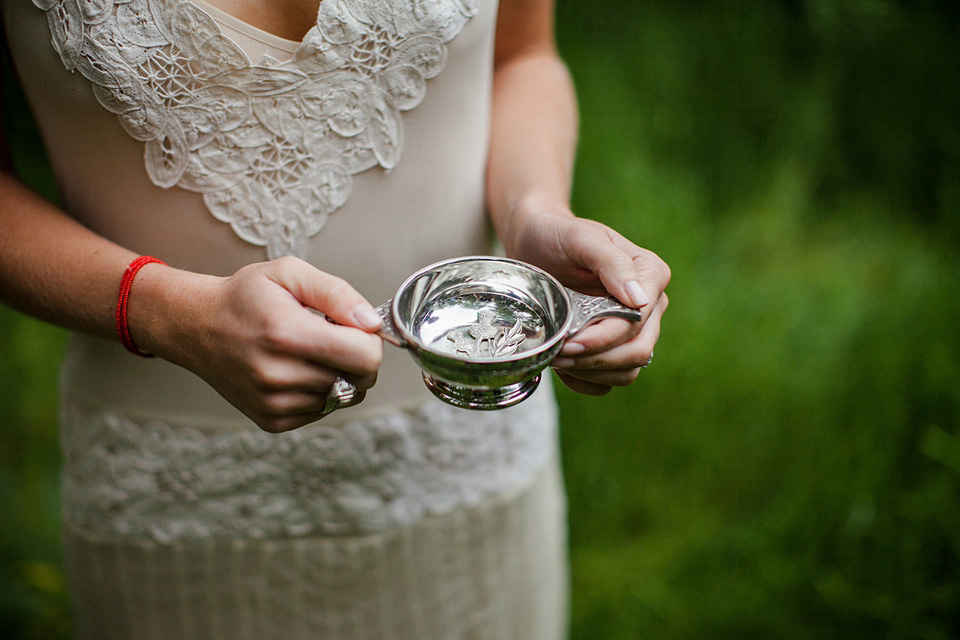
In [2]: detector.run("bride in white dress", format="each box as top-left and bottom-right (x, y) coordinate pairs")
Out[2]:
(0, 0), (670, 637)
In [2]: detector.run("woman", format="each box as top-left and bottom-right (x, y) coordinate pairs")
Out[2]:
(1, 0), (669, 637)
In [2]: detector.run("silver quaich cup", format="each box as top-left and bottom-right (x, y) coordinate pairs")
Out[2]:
(376, 256), (645, 410)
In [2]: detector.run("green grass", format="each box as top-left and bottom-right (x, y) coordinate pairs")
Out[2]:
(2, 1), (959, 638)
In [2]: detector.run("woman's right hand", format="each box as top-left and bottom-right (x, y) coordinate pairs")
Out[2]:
(133, 256), (384, 433)
(0, 160), (380, 433)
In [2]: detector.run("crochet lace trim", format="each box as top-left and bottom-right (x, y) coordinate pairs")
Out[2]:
(60, 394), (554, 542)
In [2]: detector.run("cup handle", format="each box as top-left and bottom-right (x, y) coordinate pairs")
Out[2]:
(566, 290), (646, 338)
(375, 300), (407, 348)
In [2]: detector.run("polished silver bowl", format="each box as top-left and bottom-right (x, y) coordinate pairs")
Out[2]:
(376, 256), (644, 410)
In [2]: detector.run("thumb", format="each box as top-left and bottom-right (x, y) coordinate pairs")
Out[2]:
(267, 257), (382, 331)
(568, 225), (651, 309)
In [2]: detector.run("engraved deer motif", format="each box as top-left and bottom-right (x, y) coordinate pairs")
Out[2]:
(448, 311), (526, 358)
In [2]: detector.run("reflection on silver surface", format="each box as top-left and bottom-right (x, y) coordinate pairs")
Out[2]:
(378, 256), (644, 410)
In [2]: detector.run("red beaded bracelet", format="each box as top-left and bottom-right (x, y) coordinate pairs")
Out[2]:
(116, 255), (166, 358)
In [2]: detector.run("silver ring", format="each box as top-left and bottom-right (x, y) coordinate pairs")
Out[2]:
(641, 350), (654, 368)
(321, 376), (361, 416)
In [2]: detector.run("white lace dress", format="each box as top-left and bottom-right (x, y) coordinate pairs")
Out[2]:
(1, 0), (568, 637)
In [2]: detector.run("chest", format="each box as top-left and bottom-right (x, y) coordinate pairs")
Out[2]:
(202, 0), (320, 42)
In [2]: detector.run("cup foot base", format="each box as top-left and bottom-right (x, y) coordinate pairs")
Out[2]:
(422, 373), (541, 410)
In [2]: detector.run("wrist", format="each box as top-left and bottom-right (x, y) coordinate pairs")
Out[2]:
(125, 263), (222, 364)
(500, 193), (573, 258)
(115, 256), (167, 356)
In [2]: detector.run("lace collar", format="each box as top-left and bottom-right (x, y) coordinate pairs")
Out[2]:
(33, 0), (478, 258)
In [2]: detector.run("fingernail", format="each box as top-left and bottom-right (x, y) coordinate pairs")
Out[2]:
(626, 281), (650, 308)
(353, 305), (383, 331)
(552, 357), (576, 369)
(561, 342), (585, 356)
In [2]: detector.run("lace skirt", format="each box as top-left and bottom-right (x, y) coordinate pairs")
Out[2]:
(60, 390), (568, 640)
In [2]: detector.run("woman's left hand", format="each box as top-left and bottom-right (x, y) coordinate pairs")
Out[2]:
(505, 209), (670, 396)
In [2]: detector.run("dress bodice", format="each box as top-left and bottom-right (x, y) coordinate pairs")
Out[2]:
(23, 0), (481, 259)
(3, 0), (502, 419)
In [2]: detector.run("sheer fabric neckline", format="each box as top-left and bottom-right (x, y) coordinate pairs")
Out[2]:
(190, 0), (303, 55)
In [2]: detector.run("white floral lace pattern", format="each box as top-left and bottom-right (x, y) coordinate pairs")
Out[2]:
(33, 0), (476, 258)
(60, 395), (555, 542)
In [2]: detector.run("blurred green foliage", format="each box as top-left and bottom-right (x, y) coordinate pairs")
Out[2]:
(554, 1), (960, 638)
(2, 0), (959, 638)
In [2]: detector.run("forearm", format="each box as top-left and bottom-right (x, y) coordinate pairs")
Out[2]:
(0, 171), (135, 336)
(486, 48), (579, 256)
(0, 171), (204, 351)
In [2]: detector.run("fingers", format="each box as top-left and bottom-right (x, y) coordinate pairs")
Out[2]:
(554, 370), (612, 397)
(560, 219), (671, 312)
(252, 403), (335, 434)
(208, 259), (387, 433)
(247, 306), (383, 378)
(553, 293), (666, 389)
(246, 372), (375, 433)
(244, 315), (381, 430)
(298, 319), (384, 377)
(559, 317), (642, 357)
(621, 237), (671, 312)
(566, 222), (650, 308)
(250, 355), (378, 394)
(266, 256), (382, 332)
(506, 212), (670, 398)
(241, 259), (384, 377)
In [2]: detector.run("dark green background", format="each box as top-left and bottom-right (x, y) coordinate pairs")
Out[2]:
(3, 1), (959, 638)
